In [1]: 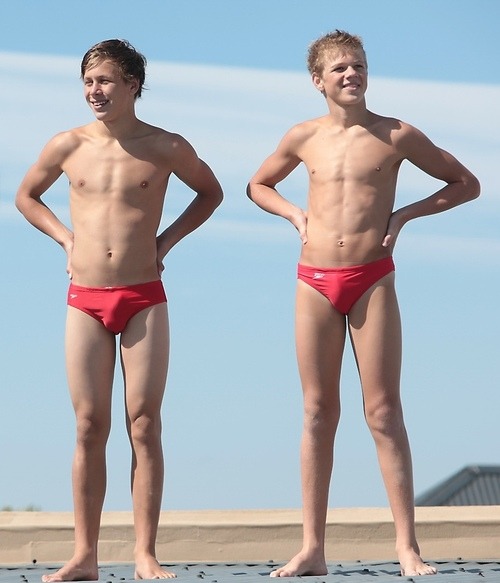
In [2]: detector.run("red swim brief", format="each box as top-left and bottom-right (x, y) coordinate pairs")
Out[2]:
(297, 256), (395, 315)
(67, 280), (167, 334)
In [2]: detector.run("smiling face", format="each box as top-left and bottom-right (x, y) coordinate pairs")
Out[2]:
(80, 39), (146, 100)
(83, 60), (139, 121)
(312, 49), (368, 106)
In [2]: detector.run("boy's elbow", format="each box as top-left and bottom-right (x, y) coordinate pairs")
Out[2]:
(215, 188), (224, 208)
(246, 181), (259, 202)
(210, 185), (223, 209)
(465, 174), (481, 201)
(246, 182), (253, 201)
(15, 191), (27, 215)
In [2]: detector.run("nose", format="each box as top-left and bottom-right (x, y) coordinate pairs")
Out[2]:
(86, 81), (102, 95)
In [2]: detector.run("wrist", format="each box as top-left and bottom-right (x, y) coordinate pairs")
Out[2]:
(60, 231), (74, 252)
(287, 205), (303, 223)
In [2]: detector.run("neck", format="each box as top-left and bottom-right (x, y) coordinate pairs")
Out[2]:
(93, 114), (142, 140)
(326, 98), (369, 128)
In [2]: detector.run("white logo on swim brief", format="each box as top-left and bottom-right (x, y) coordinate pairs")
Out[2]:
(70, 294), (78, 299)
(313, 273), (325, 279)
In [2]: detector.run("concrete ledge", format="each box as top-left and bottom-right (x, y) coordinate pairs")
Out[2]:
(1, 506), (499, 565)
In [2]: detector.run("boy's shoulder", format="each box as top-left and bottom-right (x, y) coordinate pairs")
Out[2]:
(282, 116), (328, 145)
(293, 115), (329, 133)
(365, 111), (424, 146)
(41, 124), (91, 159)
(137, 121), (190, 148)
(51, 124), (88, 141)
(367, 110), (415, 132)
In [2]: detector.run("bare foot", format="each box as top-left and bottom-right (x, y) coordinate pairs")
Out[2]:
(41, 557), (98, 582)
(270, 550), (327, 578)
(134, 554), (176, 579)
(399, 547), (437, 576)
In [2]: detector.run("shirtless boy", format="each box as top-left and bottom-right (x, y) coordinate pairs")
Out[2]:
(16, 39), (223, 581)
(247, 30), (479, 577)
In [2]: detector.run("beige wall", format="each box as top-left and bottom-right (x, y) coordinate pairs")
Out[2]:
(1, 507), (499, 565)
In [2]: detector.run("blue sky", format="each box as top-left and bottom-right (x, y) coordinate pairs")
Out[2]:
(0, 0), (499, 514)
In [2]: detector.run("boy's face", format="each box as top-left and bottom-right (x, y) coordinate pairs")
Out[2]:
(82, 59), (139, 120)
(312, 49), (368, 105)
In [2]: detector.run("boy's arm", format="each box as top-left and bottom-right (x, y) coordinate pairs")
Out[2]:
(383, 124), (480, 248)
(247, 126), (307, 243)
(156, 136), (223, 263)
(15, 134), (75, 274)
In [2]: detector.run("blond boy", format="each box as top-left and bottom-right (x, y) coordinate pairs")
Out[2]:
(247, 30), (479, 577)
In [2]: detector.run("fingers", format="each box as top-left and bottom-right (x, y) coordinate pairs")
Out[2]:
(294, 209), (308, 245)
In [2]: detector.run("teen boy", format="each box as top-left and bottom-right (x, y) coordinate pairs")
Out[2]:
(247, 30), (479, 577)
(16, 39), (223, 581)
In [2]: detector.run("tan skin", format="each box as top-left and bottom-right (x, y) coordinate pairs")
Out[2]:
(247, 49), (479, 578)
(16, 59), (223, 581)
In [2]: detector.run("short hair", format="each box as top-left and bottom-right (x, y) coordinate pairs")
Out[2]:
(80, 39), (147, 99)
(307, 30), (366, 76)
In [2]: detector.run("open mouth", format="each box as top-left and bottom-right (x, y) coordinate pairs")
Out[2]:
(91, 99), (109, 109)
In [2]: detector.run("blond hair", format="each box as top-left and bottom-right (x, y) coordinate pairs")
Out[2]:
(307, 30), (366, 75)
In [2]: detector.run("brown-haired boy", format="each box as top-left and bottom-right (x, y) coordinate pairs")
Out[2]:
(247, 29), (479, 577)
(17, 39), (223, 581)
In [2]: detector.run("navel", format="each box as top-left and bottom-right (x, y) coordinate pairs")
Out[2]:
(337, 240), (345, 247)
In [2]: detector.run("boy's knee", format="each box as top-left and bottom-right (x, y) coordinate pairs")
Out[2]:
(129, 414), (161, 446)
(304, 399), (340, 430)
(365, 402), (404, 436)
(76, 416), (110, 447)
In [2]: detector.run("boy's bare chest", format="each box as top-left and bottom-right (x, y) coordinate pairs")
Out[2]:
(304, 130), (399, 183)
(65, 142), (168, 196)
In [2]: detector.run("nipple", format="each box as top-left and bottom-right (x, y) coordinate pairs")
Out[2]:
(375, 167), (381, 172)
(78, 179), (86, 187)
(140, 180), (149, 189)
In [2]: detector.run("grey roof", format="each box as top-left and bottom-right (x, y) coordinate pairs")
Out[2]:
(2, 560), (500, 583)
(415, 465), (500, 506)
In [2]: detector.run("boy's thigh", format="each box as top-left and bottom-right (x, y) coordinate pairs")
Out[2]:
(120, 303), (169, 412)
(348, 276), (401, 395)
(295, 281), (346, 391)
(65, 306), (116, 414)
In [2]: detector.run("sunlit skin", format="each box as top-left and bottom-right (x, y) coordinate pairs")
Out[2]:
(83, 62), (138, 126)
(248, 45), (479, 578)
(16, 53), (222, 581)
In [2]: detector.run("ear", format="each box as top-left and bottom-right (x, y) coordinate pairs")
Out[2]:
(312, 72), (324, 93)
(129, 78), (140, 97)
